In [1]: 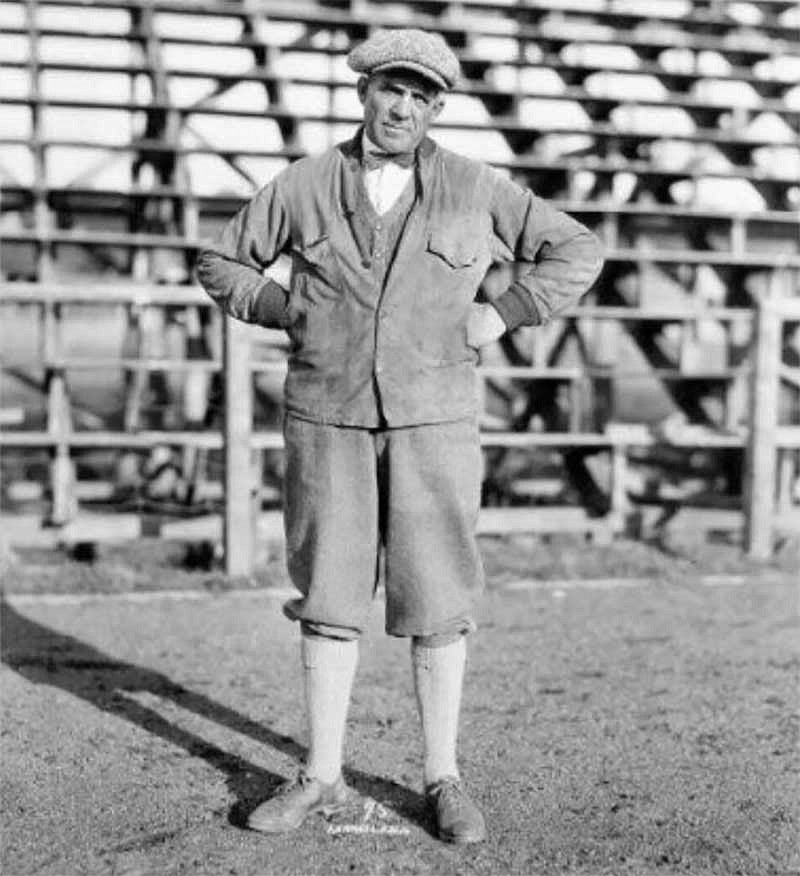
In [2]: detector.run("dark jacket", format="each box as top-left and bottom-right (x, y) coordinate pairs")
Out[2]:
(196, 130), (604, 427)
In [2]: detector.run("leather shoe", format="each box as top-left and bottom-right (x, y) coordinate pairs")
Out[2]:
(247, 771), (350, 833)
(426, 776), (486, 844)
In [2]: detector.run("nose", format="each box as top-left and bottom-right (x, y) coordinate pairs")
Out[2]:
(390, 93), (412, 118)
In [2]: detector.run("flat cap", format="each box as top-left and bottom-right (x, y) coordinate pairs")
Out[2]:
(347, 28), (460, 91)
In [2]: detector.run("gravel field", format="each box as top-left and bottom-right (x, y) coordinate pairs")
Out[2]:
(1, 560), (798, 876)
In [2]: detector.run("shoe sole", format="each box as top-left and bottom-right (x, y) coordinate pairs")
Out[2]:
(247, 798), (350, 834)
(439, 827), (486, 845)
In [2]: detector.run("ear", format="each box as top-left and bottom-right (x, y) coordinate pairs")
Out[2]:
(430, 94), (445, 119)
(356, 76), (369, 105)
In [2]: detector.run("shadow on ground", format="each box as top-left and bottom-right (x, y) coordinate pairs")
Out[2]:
(0, 601), (433, 837)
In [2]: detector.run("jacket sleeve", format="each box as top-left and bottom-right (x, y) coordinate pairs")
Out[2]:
(487, 173), (604, 331)
(195, 178), (294, 328)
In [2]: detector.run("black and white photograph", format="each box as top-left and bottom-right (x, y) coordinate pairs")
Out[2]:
(0, 1), (798, 873)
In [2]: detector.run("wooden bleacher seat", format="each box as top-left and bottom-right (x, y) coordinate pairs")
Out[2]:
(1, 0), (797, 538)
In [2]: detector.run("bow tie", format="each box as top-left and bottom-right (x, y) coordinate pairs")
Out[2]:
(362, 150), (415, 171)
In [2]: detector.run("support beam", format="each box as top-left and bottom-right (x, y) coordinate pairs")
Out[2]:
(223, 317), (253, 576)
(744, 278), (783, 558)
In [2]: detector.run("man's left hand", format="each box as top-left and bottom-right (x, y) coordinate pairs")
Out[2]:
(466, 303), (506, 350)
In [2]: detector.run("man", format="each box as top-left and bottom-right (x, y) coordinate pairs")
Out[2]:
(197, 27), (603, 844)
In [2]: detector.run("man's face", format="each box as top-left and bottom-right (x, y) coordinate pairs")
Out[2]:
(357, 70), (444, 153)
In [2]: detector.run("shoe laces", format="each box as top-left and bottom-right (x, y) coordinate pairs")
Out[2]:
(430, 777), (465, 808)
(274, 772), (313, 798)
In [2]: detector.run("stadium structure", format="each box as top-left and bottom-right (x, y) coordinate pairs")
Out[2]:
(1, 0), (799, 564)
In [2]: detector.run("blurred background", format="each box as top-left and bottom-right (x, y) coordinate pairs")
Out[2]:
(1, 0), (799, 567)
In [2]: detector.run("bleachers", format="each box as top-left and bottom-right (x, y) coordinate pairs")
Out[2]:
(1, 0), (799, 546)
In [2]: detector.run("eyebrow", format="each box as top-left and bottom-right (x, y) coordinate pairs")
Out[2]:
(383, 81), (433, 102)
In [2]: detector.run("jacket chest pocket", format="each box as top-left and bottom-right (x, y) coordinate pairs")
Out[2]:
(427, 228), (485, 270)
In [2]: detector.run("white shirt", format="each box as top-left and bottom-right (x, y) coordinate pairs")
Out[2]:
(362, 132), (414, 216)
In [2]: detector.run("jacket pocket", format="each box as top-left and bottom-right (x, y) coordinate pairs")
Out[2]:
(427, 228), (482, 268)
(296, 233), (332, 266)
(293, 233), (343, 290)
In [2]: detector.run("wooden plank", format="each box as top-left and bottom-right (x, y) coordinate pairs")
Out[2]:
(0, 408), (24, 425)
(181, 306), (215, 426)
(479, 429), (746, 448)
(477, 506), (614, 536)
(478, 366), (581, 379)
(6, 228), (798, 266)
(4, 91), (797, 150)
(0, 426), (749, 451)
(610, 444), (630, 520)
(3, 21), (797, 91)
(480, 433), (613, 449)
(44, 332), (79, 524)
(744, 284), (783, 558)
(777, 299), (800, 320)
(730, 217), (747, 257)
(160, 510), (284, 542)
(640, 505), (745, 535)
(567, 306), (755, 323)
(12, 357), (224, 372)
(777, 450), (797, 517)
(780, 366), (800, 390)
(0, 514), (61, 549)
(3, 84), (795, 139)
(776, 426), (800, 449)
(159, 514), (221, 542)
(249, 432), (284, 450)
(223, 316), (254, 576)
(3, 503), (790, 550)
(3, 358), (753, 382)
(3, 184), (797, 227)
(0, 286), (760, 322)
(19, 0), (800, 55)
(775, 508), (800, 535)
(0, 430), (285, 449)
(59, 514), (142, 545)
(0, 431), (225, 449)
(1, 140), (798, 188)
(507, 478), (563, 499)
(0, 282), (209, 305)
(123, 307), (146, 433)
(567, 377), (582, 432)
(5, 478), (203, 502)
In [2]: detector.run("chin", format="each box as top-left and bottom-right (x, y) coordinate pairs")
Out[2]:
(379, 128), (415, 151)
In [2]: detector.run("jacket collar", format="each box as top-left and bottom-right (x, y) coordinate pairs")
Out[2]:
(338, 126), (436, 215)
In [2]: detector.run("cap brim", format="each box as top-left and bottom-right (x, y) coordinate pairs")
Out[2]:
(370, 60), (449, 91)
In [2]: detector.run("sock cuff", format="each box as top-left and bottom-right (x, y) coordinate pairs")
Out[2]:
(411, 635), (466, 671)
(302, 633), (358, 670)
(412, 629), (468, 648)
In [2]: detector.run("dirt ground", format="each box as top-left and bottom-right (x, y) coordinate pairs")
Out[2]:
(4, 530), (800, 596)
(1, 551), (798, 876)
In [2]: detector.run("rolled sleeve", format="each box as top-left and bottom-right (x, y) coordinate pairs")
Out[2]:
(489, 176), (604, 331)
(195, 179), (294, 328)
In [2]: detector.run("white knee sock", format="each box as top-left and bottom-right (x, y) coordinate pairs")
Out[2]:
(411, 637), (466, 787)
(301, 634), (359, 784)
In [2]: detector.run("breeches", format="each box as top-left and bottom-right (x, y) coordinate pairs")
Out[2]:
(281, 414), (485, 643)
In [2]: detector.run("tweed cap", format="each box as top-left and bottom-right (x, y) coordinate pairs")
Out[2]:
(347, 28), (460, 91)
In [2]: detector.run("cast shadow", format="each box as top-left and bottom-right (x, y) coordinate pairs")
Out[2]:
(0, 600), (432, 836)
